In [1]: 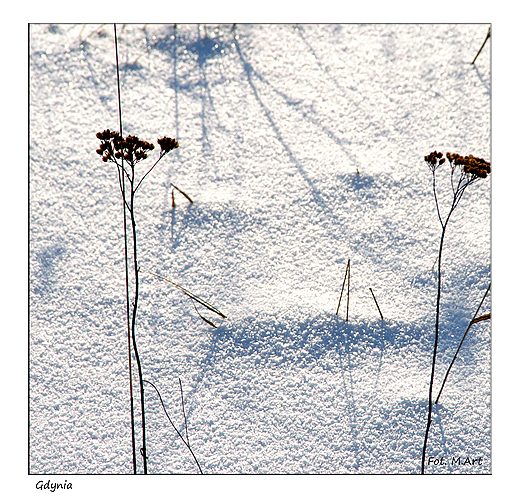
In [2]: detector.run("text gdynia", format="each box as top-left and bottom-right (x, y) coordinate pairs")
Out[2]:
(36, 480), (72, 492)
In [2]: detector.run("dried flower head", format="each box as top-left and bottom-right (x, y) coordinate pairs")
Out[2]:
(424, 151), (445, 171)
(96, 129), (122, 163)
(96, 129), (155, 165)
(425, 150), (490, 180)
(157, 136), (179, 153)
(119, 135), (155, 163)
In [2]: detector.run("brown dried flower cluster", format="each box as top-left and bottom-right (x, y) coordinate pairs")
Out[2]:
(96, 129), (121, 163)
(446, 152), (490, 179)
(424, 150), (444, 167)
(424, 150), (490, 179)
(96, 130), (180, 166)
(424, 151), (445, 168)
(157, 136), (179, 153)
(118, 135), (155, 163)
(96, 129), (155, 164)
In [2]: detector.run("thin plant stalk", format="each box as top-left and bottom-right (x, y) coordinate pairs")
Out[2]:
(128, 181), (148, 473)
(346, 260), (351, 322)
(369, 287), (384, 320)
(144, 380), (203, 474)
(114, 23), (137, 475)
(97, 134), (178, 476)
(142, 269), (226, 319)
(179, 378), (189, 445)
(122, 170), (137, 475)
(171, 183), (194, 204)
(336, 260), (349, 316)
(422, 172), (460, 474)
(435, 283), (490, 404)
(421, 151), (490, 474)
(472, 27), (491, 65)
(421, 224), (447, 474)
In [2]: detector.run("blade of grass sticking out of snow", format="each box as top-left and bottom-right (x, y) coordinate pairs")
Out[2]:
(472, 27), (491, 65)
(171, 183), (194, 204)
(346, 260), (351, 322)
(471, 313), (490, 325)
(369, 287), (384, 320)
(79, 24), (107, 46)
(179, 378), (189, 446)
(336, 260), (349, 316)
(142, 269), (226, 319)
(193, 303), (217, 328)
(435, 283), (490, 405)
(143, 380), (203, 474)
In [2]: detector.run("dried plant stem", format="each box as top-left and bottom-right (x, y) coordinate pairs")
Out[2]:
(422, 165), (462, 474)
(122, 180), (137, 475)
(193, 303), (217, 328)
(129, 189), (148, 474)
(421, 151), (490, 474)
(471, 313), (490, 325)
(142, 269), (226, 319)
(144, 380), (203, 474)
(179, 378), (189, 446)
(369, 287), (384, 320)
(421, 161), (471, 473)
(472, 27), (490, 65)
(114, 23), (148, 474)
(435, 283), (490, 405)
(114, 23), (137, 475)
(346, 261), (351, 322)
(422, 225), (446, 474)
(171, 183), (194, 204)
(336, 260), (350, 316)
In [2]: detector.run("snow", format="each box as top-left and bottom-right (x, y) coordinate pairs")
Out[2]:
(29, 22), (491, 481)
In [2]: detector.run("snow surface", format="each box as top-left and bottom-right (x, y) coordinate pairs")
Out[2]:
(30, 23), (490, 475)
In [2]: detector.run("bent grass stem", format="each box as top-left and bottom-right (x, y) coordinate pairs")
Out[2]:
(142, 269), (226, 319)
(144, 380), (203, 474)
(435, 283), (490, 405)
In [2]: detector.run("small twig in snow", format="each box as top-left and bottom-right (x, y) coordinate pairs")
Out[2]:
(369, 287), (384, 320)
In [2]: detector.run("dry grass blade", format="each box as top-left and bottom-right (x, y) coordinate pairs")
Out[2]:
(472, 27), (491, 65)
(336, 260), (350, 316)
(179, 378), (189, 446)
(143, 269), (226, 319)
(346, 260), (351, 322)
(470, 313), (490, 325)
(79, 24), (107, 46)
(435, 283), (490, 405)
(171, 183), (194, 204)
(369, 287), (384, 320)
(193, 303), (217, 328)
(143, 380), (203, 474)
